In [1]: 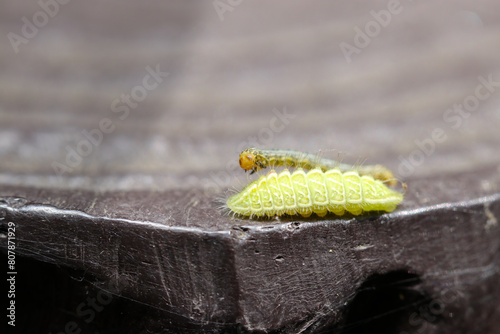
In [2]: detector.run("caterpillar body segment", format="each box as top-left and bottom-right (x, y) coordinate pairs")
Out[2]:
(239, 148), (397, 186)
(226, 168), (403, 218)
(239, 148), (326, 173)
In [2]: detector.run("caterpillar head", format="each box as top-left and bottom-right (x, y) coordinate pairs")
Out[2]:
(239, 148), (266, 174)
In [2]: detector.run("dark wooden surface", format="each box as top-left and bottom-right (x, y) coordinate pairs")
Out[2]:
(1, 1), (500, 333)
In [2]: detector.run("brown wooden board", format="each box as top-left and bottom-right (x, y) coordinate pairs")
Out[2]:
(2, 167), (500, 333)
(1, 1), (500, 333)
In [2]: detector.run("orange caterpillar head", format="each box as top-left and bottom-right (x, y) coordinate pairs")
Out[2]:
(239, 149), (256, 171)
(239, 148), (266, 174)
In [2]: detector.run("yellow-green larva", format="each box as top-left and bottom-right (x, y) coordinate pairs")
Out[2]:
(226, 168), (403, 218)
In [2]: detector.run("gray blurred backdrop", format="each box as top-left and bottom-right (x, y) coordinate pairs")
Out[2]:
(1, 0), (499, 192)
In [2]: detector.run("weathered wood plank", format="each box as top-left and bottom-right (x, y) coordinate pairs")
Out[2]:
(1, 0), (500, 333)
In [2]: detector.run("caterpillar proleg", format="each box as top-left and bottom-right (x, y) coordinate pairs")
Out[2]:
(239, 148), (397, 186)
(226, 168), (403, 218)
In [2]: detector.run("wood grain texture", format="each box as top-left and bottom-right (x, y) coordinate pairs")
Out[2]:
(1, 1), (500, 333)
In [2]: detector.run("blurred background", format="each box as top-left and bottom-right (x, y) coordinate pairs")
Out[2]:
(1, 0), (499, 192)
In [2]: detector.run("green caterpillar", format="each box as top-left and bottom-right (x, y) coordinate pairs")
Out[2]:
(226, 168), (403, 218)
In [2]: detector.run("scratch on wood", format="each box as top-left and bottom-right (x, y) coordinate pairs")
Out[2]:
(484, 202), (498, 230)
(88, 197), (98, 212)
(296, 308), (328, 334)
(183, 196), (199, 226)
(152, 238), (172, 305)
(353, 244), (374, 251)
